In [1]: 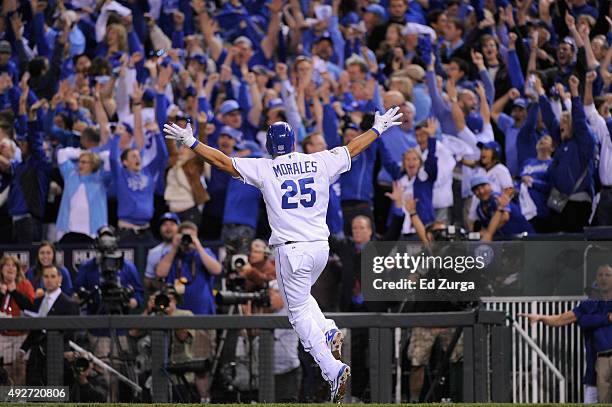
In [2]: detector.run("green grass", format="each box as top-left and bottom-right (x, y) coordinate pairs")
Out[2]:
(1, 404), (604, 406)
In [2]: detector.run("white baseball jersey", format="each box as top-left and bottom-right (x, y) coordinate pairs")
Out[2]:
(231, 146), (352, 245)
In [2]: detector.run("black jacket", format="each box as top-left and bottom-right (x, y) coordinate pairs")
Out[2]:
(19, 292), (79, 353)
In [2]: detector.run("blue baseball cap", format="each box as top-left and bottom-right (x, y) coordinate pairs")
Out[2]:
(142, 88), (156, 103)
(190, 53), (207, 65)
(470, 175), (491, 190)
(219, 126), (242, 140)
(513, 98), (528, 109)
(363, 4), (388, 22)
(477, 140), (502, 156)
(267, 98), (284, 110)
(343, 122), (360, 133)
(160, 212), (180, 225)
(219, 100), (241, 115)
(466, 112), (484, 134)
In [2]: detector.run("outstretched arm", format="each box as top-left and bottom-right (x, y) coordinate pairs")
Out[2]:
(346, 107), (402, 158)
(164, 123), (240, 177)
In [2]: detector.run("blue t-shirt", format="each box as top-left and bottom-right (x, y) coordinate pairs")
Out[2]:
(476, 193), (535, 236)
(163, 248), (217, 315)
(223, 177), (262, 229)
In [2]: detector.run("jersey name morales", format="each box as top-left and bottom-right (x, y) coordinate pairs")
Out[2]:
(272, 160), (318, 177)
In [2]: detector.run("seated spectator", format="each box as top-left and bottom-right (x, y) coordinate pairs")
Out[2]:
(26, 241), (74, 296)
(56, 147), (107, 243)
(470, 176), (534, 240)
(0, 255), (34, 385)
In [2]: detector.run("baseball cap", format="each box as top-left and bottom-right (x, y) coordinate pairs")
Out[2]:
(267, 98), (284, 110)
(219, 100), (241, 115)
(142, 88), (156, 102)
(562, 36), (576, 50)
(252, 65), (273, 77)
(0, 41), (11, 54)
(160, 212), (180, 225)
(238, 140), (261, 152)
(340, 11), (360, 26)
(15, 132), (27, 142)
(470, 175), (491, 190)
(343, 122), (360, 133)
(233, 36), (253, 48)
(219, 126), (242, 140)
(190, 53), (207, 65)
(363, 4), (388, 22)
(477, 140), (502, 156)
(314, 33), (333, 45)
(513, 98), (528, 109)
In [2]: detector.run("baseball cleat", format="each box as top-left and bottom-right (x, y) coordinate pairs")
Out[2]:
(329, 363), (350, 404)
(326, 328), (344, 360)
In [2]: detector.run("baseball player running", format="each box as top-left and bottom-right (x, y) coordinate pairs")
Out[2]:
(164, 106), (402, 403)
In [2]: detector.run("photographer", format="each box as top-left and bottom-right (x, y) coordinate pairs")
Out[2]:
(401, 199), (464, 403)
(236, 239), (276, 292)
(144, 213), (181, 293)
(74, 226), (143, 401)
(129, 286), (197, 401)
(65, 352), (107, 403)
(75, 226), (144, 316)
(155, 221), (221, 402)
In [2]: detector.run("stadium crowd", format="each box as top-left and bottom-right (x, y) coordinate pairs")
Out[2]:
(0, 0), (611, 402)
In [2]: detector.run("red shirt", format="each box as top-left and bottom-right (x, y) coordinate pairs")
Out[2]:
(1, 279), (35, 336)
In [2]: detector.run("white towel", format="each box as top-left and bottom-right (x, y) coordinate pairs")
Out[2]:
(519, 183), (538, 221)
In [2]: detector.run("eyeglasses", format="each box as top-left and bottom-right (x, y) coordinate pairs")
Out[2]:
(78, 160), (92, 164)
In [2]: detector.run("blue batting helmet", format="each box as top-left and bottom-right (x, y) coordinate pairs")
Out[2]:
(265, 122), (295, 157)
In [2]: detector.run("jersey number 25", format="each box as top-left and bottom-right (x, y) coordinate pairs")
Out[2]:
(281, 177), (317, 209)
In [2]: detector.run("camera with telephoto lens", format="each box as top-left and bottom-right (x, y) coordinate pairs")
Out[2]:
(95, 226), (134, 314)
(215, 285), (270, 307)
(151, 284), (180, 314)
(215, 272), (270, 307)
(72, 356), (91, 374)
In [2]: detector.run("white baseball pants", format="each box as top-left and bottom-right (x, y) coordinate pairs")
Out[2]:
(274, 240), (343, 381)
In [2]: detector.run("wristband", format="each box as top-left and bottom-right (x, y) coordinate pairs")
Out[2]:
(371, 127), (381, 137)
(189, 139), (199, 150)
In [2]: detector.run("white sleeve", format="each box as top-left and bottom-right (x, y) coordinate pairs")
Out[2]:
(585, 103), (607, 145)
(313, 146), (352, 179)
(57, 147), (82, 164)
(232, 157), (264, 188)
(497, 165), (514, 189)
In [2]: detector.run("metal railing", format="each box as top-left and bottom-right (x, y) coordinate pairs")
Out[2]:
(483, 296), (584, 403)
(0, 310), (508, 403)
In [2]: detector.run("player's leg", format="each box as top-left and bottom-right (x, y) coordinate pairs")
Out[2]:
(307, 247), (339, 334)
(274, 244), (343, 382)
